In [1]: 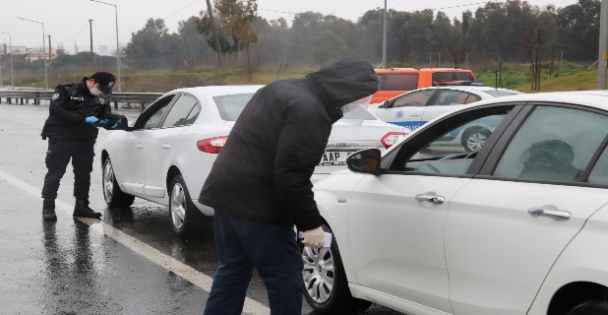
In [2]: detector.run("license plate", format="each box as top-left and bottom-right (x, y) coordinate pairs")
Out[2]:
(319, 151), (354, 166)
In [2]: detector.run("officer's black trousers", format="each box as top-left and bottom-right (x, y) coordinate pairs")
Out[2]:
(41, 138), (96, 201)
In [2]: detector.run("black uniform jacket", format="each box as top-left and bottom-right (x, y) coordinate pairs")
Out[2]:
(41, 79), (116, 141)
(198, 59), (379, 231)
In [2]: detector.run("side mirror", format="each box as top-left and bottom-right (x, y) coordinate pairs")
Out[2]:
(346, 148), (382, 175)
(378, 100), (390, 108)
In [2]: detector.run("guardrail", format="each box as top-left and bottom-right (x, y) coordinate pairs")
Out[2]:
(0, 90), (163, 112)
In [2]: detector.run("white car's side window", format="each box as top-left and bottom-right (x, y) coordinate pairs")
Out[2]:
(393, 90), (434, 108)
(494, 106), (608, 182)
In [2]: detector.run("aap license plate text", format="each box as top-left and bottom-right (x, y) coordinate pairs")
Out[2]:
(319, 151), (354, 166)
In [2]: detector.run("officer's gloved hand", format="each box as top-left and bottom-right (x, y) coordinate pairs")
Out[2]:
(84, 116), (99, 124)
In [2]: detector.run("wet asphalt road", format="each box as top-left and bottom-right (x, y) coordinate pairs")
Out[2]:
(0, 102), (403, 315)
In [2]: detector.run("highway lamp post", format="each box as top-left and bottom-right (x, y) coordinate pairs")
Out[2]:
(382, 0), (387, 68)
(0, 32), (14, 89)
(90, 0), (122, 92)
(18, 18), (48, 90)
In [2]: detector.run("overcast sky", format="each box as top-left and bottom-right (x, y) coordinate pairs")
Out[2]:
(1, 0), (576, 54)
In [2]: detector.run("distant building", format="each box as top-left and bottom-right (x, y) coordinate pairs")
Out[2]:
(0, 45), (29, 55)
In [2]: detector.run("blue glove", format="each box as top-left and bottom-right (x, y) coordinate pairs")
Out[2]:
(84, 116), (99, 124)
(98, 119), (109, 125)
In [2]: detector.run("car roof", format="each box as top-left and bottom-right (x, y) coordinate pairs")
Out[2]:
(164, 85), (265, 99)
(464, 90), (608, 111)
(417, 85), (521, 94)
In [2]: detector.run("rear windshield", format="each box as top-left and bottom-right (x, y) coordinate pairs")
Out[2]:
(432, 72), (475, 81)
(342, 105), (376, 120)
(482, 89), (521, 97)
(213, 93), (374, 121)
(213, 93), (255, 121)
(378, 74), (418, 91)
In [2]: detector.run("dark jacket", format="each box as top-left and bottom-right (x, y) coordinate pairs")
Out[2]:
(198, 58), (378, 231)
(41, 79), (116, 140)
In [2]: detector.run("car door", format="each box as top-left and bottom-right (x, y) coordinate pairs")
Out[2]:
(372, 89), (436, 131)
(142, 93), (199, 197)
(445, 104), (608, 315)
(421, 90), (480, 122)
(116, 95), (175, 195)
(345, 105), (517, 313)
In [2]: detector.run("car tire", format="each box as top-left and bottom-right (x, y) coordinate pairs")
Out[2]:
(461, 127), (491, 152)
(567, 301), (608, 315)
(102, 158), (135, 207)
(301, 224), (372, 314)
(169, 174), (206, 239)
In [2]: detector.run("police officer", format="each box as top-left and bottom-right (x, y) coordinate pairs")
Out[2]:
(41, 72), (120, 221)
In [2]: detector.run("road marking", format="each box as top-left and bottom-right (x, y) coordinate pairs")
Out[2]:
(0, 169), (270, 314)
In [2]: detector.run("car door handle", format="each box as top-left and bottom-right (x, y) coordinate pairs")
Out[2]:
(135, 144), (143, 149)
(415, 192), (445, 205)
(527, 207), (571, 221)
(161, 144), (170, 150)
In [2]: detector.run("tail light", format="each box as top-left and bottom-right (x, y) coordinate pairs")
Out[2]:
(197, 136), (228, 154)
(381, 132), (408, 149)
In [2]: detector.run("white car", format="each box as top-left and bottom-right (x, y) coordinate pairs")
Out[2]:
(369, 86), (521, 152)
(101, 85), (408, 238)
(302, 90), (608, 315)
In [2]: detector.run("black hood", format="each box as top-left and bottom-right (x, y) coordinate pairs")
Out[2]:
(305, 58), (378, 108)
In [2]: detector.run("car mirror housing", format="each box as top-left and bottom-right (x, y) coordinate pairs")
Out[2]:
(378, 100), (389, 108)
(346, 148), (382, 175)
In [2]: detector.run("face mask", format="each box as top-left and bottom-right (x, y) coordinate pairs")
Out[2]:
(89, 87), (103, 96)
(342, 95), (372, 114)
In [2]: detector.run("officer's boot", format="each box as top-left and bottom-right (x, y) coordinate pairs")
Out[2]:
(73, 200), (102, 219)
(42, 199), (57, 221)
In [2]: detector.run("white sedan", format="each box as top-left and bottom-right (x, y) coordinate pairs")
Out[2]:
(302, 90), (608, 315)
(101, 85), (408, 238)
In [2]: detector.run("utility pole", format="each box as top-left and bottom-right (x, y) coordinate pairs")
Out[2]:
(382, 0), (387, 68)
(599, 0), (608, 89)
(89, 19), (95, 67)
(48, 35), (51, 77)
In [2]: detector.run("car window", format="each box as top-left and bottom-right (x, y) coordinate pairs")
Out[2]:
(494, 106), (608, 182)
(213, 93), (255, 121)
(435, 90), (471, 106)
(464, 94), (482, 104)
(379, 74), (418, 90)
(589, 146), (608, 185)
(184, 104), (201, 125)
(160, 94), (198, 128)
(140, 95), (175, 129)
(393, 90), (435, 108)
(396, 111), (510, 175)
(432, 72), (475, 82)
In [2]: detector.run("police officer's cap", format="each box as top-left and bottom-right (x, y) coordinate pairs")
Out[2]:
(88, 72), (116, 95)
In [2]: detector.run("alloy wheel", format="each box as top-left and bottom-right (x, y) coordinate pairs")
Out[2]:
(302, 246), (335, 303)
(170, 182), (186, 230)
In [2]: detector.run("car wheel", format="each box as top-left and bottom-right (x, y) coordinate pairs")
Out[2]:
(169, 174), (205, 239)
(461, 127), (491, 152)
(567, 301), (608, 315)
(301, 224), (372, 314)
(102, 158), (135, 207)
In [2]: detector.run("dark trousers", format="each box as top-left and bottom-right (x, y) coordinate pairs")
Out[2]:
(41, 138), (96, 201)
(203, 209), (303, 315)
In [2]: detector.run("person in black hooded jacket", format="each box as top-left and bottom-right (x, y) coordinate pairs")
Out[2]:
(198, 58), (378, 315)
(41, 71), (125, 221)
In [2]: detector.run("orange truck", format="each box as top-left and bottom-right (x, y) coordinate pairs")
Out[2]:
(371, 68), (478, 104)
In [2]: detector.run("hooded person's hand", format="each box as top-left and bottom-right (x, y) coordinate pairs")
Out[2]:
(301, 226), (325, 248)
